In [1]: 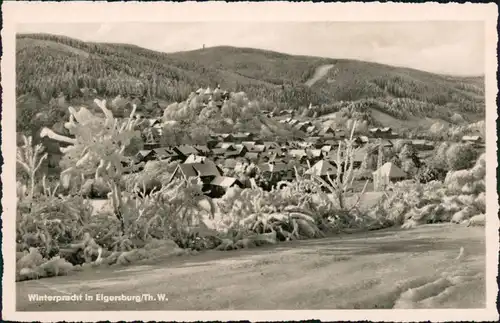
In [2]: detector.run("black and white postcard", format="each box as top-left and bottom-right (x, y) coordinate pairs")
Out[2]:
(2, 2), (499, 322)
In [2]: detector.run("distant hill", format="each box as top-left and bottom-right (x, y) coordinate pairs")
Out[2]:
(16, 33), (485, 136)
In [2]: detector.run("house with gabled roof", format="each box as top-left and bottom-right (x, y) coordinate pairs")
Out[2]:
(171, 158), (221, 184)
(173, 145), (199, 159)
(241, 141), (256, 149)
(153, 148), (174, 160)
(305, 160), (338, 178)
(372, 162), (406, 188)
(319, 126), (336, 136)
(244, 152), (261, 162)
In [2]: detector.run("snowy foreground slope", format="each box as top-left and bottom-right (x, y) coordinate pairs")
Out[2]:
(17, 224), (485, 311)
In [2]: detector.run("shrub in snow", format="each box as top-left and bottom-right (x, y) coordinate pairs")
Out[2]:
(451, 206), (475, 224)
(466, 214), (486, 227)
(445, 170), (475, 194)
(16, 248), (75, 281)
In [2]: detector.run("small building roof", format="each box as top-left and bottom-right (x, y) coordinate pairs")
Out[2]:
(192, 160), (221, 177)
(244, 152), (260, 160)
(211, 148), (227, 155)
(307, 149), (323, 158)
(321, 145), (333, 152)
(137, 150), (154, 158)
(305, 160), (338, 176)
(210, 176), (240, 188)
(153, 148), (174, 159)
(194, 145), (210, 153)
(174, 145), (198, 156)
(462, 135), (482, 141)
(289, 149), (308, 158)
(220, 143), (236, 150)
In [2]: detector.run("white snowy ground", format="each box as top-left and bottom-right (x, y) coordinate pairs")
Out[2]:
(16, 224), (485, 311)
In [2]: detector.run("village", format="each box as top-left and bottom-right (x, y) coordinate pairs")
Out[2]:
(130, 90), (485, 198)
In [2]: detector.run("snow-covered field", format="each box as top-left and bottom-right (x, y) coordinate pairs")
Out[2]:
(16, 224), (485, 310)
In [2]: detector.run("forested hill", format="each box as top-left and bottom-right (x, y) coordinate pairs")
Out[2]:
(16, 33), (485, 135)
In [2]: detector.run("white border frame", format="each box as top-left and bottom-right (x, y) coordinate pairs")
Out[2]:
(2, 2), (499, 322)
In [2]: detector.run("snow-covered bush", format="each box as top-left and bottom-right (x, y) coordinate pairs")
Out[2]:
(16, 248), (74, 281)
(42, 99), (142, 232)
(115, 177), (216, 250)
(16, 176), (94, 259)
(377, 153), (486, 228)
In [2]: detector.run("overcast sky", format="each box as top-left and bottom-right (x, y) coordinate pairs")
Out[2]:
(17, 21), (485, 76)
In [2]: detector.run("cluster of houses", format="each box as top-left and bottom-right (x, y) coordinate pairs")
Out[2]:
(133, 124), (445, 196)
